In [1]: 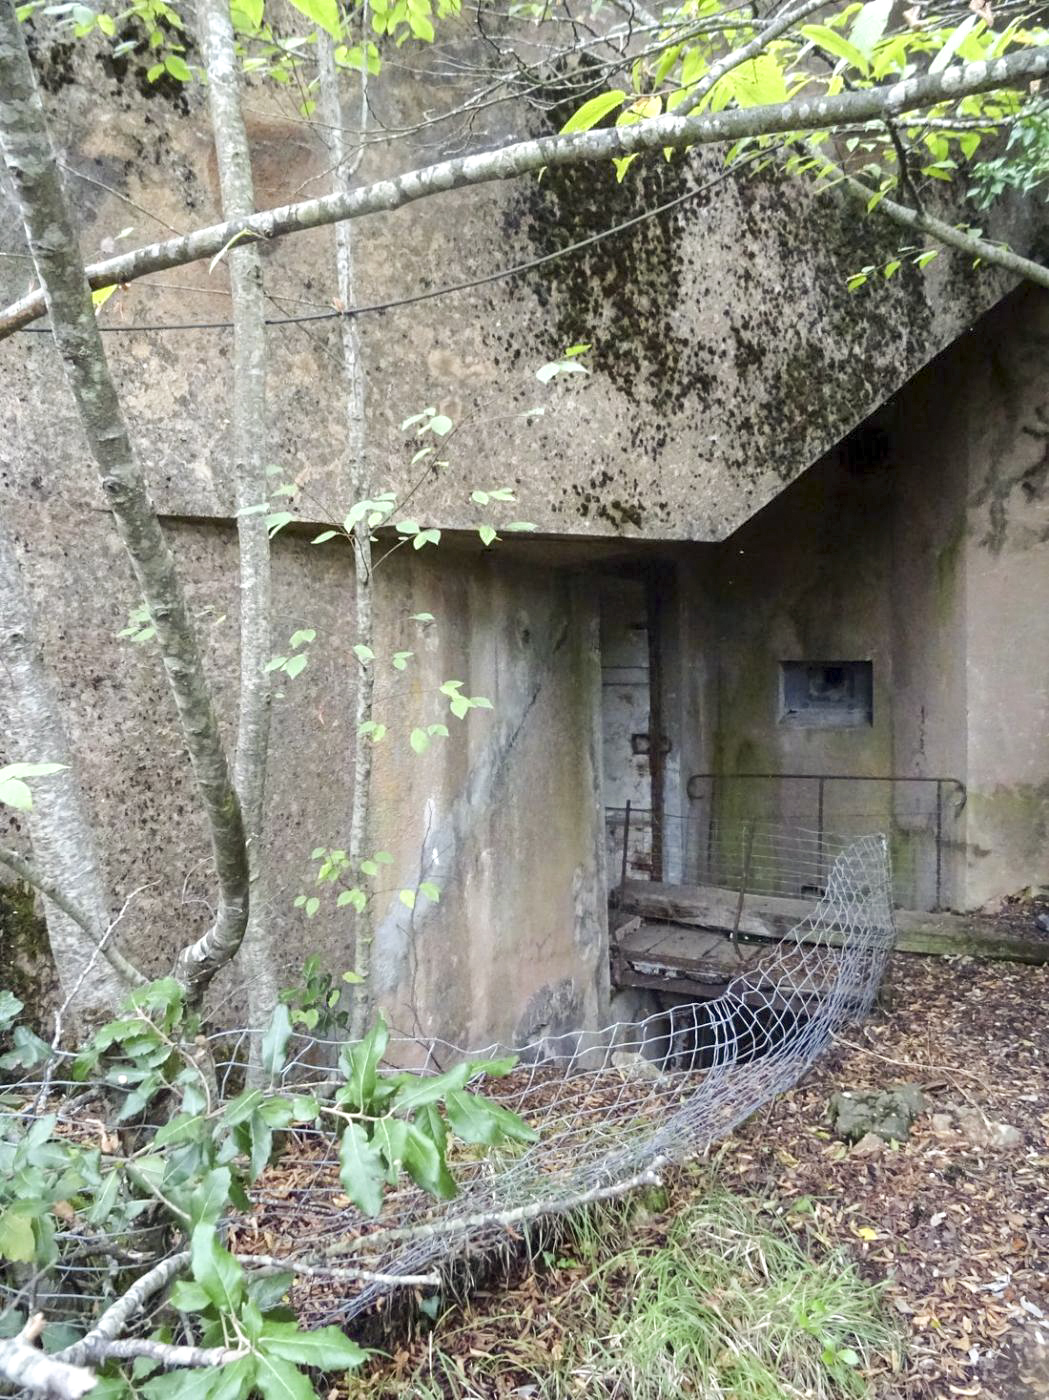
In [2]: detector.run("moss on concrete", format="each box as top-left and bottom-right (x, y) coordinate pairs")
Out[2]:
(0, 883), (52, 1030)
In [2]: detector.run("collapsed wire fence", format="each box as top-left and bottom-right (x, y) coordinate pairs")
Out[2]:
(0, 830), (895, 1345)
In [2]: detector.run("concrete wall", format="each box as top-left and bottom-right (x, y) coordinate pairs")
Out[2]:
(671, 286), (1049, 911)
(1, 15), (1042, 1034)
(364, 543), (609, 1049)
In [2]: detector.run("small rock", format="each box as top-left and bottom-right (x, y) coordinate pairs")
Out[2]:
(828, 1084), (928, 1143)
(850, 1131), (885, 1158)
(610, 1050), (663, 1081)
(955, 1106), (1022, 1151)
(1036, 913), (1049, 934)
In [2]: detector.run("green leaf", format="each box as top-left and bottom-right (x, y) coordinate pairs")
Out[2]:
(190, 1224), (244, 1311)
(391, 1062), (470, 1113)
(164, 53), (192, 81)
(849, 0), (893, 59)
(419, 881), (440, 902)
(403, 1123), (457, 1200)
(255, 1355), (316, 1400)
(410, 612), (434, 622)
(0, 990), (23, 1032)
(189, 1168), (232, 1229)
(560, 89), (626, 133)
(337, 1122), (386, 1217)
(503, 521), (537, 533)
(341, 1012), (388, 1110)
(929, 14), (979, 75)
(0, 1206), (35, 1262)
(204, 1357), (257, 1400)
(247, 1270), (294, 1311)
(261, 1003), (293, 1080)
(799, 24), (869, 74)
(0, 778), (32, 811)
(410, 728), (429, 755)
(258, 1320), (367, 1369)
(169, 1278), (213, 1312)
(445, 1090), (538, 1146)
(287, 0), (340, 37)
(283, 653), (307, 680)
(311, 530), (337, 544)
(353, 644), (374, 663)
(427, 414), (453, 436)
(478, 525), (497, 547)
(143, 1371), (221, 1400)
(289, 629), (315, 649)
(399, 888), (416, 910)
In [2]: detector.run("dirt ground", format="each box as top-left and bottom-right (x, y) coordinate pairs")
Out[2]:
(723, 953), (1049, 1398)
(248, 952), (1049, 1398)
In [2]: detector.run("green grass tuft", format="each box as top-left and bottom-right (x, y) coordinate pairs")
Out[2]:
(346, 1173), (902, 1399)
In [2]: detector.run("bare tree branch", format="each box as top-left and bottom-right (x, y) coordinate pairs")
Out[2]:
(322, 1157), (667, 1257)
(850, 173), (1049, 290)
(0, 0), (251, 1005)
(0, 1314), (96, 1399)
(2, 47), (1048, 340)
(240, 1253), (441, 1285)
(0, 844), (146, 988)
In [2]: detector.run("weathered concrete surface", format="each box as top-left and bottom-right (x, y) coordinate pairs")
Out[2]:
(1, 18), (1032, 542)
(365, 545), (609, 1049)
(669, 284), (1049, 912)
(0, 511), (360, 1003)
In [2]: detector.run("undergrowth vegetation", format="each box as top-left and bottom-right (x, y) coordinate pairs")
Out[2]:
(346, 1170), (902, 1400)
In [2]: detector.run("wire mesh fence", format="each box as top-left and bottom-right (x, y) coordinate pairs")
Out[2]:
(0, 831), (895, 1342)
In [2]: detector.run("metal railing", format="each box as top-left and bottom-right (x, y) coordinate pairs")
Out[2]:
(610, 772), (966, 911)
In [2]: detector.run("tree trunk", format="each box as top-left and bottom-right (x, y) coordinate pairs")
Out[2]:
(196, 0), (277, 1036)
(317, 35), (376, 1039)
(0, 0), (249, 1005)
(0, 516), (131, 1021)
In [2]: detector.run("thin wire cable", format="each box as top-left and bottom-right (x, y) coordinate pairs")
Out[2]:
(16, 161), (749, 336)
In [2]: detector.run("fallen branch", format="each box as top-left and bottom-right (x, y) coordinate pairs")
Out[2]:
(78, 1338), (245, 1367)
(323, 1157), (668, 1258)
(241, 1253), (441, 1287)
(0, 1313), (96, 1398)
(56, 1252), (189, 1366)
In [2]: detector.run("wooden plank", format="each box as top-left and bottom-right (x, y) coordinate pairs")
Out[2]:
(614, 881), (1049, 964)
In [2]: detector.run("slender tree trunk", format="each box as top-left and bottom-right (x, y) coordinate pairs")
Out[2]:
(317, 35), (375, 1038)
(0, 0), (249, 1005)
(0, 516), (131, 1021)
(196, 0), (277, 1035)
